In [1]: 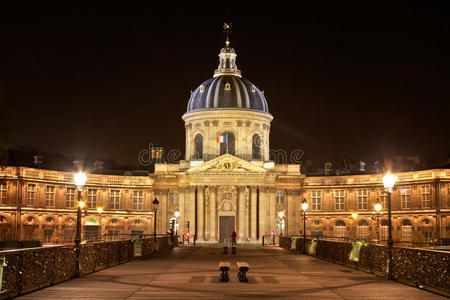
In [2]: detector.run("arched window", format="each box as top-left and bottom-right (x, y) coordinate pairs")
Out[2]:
(401, 219), (413, 243)
(219, 132), (235, 155)
(194, 134), (203, 159)
(252, 134), (261, 160)
(357, 219), (369, 240)
(334, 220), (346, 238)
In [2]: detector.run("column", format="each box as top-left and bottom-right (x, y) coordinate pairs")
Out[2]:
(188, 187), (195, 239)
(210, 186), (216, 242)
(250, 187), (257, 241)
(245, 186), (250, 239)
(269, 188), (276, 234)
(179, 187), (185, 235)
(238, 186), (245, 243)
(259, 187), (267, 238)
(197, 186), (204, 242)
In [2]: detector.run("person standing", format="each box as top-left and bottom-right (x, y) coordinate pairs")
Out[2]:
(231, 230), (237, 246)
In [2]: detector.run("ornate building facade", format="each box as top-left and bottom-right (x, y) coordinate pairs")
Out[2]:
(1, 30), (449, 245)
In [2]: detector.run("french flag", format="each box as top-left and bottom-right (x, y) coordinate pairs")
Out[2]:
(216, 134), (227, 143)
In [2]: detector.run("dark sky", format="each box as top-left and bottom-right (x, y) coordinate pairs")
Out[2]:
(2, 3), (450, 168)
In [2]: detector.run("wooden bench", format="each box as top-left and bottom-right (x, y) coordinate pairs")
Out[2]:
(231, 246), (236, 254)
(223, 246), (228, 254)
(219, 261), (230, 282)
(236, 261), (250, 282)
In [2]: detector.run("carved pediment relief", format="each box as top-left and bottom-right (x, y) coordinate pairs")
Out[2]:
(187, 154), (267, 174)
(217, 186), (237, 212)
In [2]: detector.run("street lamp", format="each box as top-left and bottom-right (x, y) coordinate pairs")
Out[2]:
(301, 199), (308, 254)
(301, 199), (308, 241)
(351, 212), (358, 240)
(174, 210), (180, 235)
(374, 201), (382, 241)
(152, 198), (159, 239)
(278, 211), (285, 236)
(74, 171), (87, 278)
(383, 172), (396, 280)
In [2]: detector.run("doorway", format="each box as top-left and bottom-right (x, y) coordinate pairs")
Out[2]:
(219, 216), (235, 244)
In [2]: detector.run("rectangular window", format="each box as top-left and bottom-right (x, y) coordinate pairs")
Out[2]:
(334, 190), (345, 210)
(66, 187), (75, 208)
(0, 182), (7, 204)
(27, 184), (35, 205)
(380, 191), (388, 210)
(421, 185), (431, 208)
(46, 186), (55, 206)
(110, 190), (120, 210)
(357, 189), (368, 210)
(170, 191), (179, 205)
(401, 187), (411, 209)
(275, 191), (285, 205)
(311, 191), (322, 211)
(133, 191), (143, 210)
(87, 189), (97, 209)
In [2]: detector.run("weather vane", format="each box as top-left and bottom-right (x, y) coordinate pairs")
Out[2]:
(223, 23), (232, 47)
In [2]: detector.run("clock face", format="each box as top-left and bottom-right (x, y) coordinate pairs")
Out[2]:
(221, 161), (234, 171)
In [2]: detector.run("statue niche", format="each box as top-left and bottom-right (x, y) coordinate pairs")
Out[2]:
(217, 186), (237, 212)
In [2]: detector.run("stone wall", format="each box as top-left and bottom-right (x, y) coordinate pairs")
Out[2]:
(279, 236), (449, 296)
(0, 235), (177, 299)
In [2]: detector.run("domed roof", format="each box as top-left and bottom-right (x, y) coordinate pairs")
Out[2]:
(186, 75), (269, 113)
(185, 26), (270, 115)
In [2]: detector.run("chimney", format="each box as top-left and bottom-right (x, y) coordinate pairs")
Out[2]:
(324, 161), (333, 176)
(72, 160), (84, 171)
(94, 160), (104, 171)
(33, 155), (43, 165)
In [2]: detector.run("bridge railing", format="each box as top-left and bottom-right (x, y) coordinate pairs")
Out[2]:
(279, 236), (450, 296)
(0, 235), (178, 299)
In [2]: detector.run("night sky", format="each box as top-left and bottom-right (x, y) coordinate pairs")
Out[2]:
(2, 3), (449, 168)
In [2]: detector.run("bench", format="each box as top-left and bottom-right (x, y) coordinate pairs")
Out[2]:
(236, 261), (250, 282)
(231, 246), (236, 254)
(219, 261), (230, 282)
(223, 246), (228, 254)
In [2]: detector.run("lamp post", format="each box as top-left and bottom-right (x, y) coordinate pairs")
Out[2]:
(383, 172), (396, 280)
(374, 201), (382, 241)
(351, 212), (358, 240)
(301, 199), (308, 253)
(174, 210), (180, 236)
(74, 171), (87, 278)
(152, 197), (159, 240)
(278, 211), (285, 236)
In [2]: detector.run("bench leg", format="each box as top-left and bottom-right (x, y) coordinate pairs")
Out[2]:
(220, 270), (229, 282)
(237, 270), (248, 282)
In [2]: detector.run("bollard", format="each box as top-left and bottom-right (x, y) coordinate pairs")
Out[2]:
(0, 256), (6, 291)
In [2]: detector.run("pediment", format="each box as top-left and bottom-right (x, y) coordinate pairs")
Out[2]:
(187, 154), (267, 174)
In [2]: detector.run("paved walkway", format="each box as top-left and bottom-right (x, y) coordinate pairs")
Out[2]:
(19, 246), (445, 299)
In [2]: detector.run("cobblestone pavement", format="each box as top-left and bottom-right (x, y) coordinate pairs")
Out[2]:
(18, 246), (446, 299)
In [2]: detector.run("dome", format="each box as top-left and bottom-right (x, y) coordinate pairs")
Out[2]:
(186, 76), (269, 113)
(185, 29), (270, 115)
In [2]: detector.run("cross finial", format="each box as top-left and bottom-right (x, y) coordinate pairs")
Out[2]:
(223, 23), (232, 47)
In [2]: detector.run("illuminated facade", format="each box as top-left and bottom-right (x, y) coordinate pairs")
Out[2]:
(0, 27), (449, 245)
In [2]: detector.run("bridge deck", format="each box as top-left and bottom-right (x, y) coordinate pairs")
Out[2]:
(18, 246), (444, 299)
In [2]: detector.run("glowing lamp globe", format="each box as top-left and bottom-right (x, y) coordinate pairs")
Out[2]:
(278, 211), (284, 219)
(374, 202), (382, 212)
(301, 200), (308, 211)
(383, 173), (396, 191)
(78, 200), (85, 209)
(74, 172), (87, 188)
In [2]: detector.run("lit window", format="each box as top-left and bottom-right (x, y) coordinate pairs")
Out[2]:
(357, 189), (368, 210)
(380, 190), (388, 210)
(170, 191), (179, 205)
(401, 187), (411, 209)
(311, 191), (322, 211)
(110, 190), (120, 210)
(0, 182), (7, 204)
(224, 82), (231, 91)
(46, 186), (55, 206)
(275, 191), (285, 205)
(334, 190), (345, 210)
(133, 191), (143, 210)
(421, 186), (431, 208)
(200, 85), (205, 93)
(313, 220), (321, 226)
(27, 184), (35, 205)
(87, 189), (97, 209)
(66, 187), (75, 207)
